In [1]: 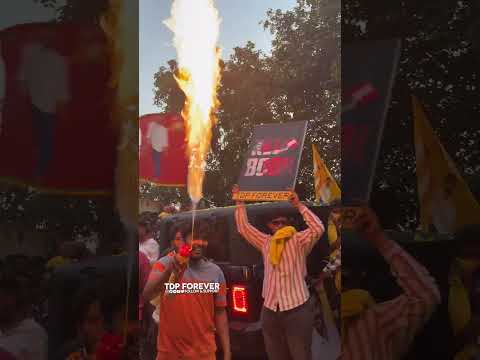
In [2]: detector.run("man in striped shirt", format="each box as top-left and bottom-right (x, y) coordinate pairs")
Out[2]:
(341, 207), (441, 360)
(232, 185), (325, 360)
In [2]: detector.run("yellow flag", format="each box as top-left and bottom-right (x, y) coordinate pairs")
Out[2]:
(312, 144), (341, 204)
(413, 95), (480, 234)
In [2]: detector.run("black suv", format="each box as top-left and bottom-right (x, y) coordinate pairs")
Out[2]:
(155, 201), (334, 359)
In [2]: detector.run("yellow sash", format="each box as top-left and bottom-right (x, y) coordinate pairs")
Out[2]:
(269, 226), (297, 266)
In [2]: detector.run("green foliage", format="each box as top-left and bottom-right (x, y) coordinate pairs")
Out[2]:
(148, 0), (340, 207)
(343, 0), (480, 229)
(34, 0), (109, 23)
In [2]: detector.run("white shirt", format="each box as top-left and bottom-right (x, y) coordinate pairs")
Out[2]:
(139, 238), (159, 264)
(147, 122), (168, 152)
(0, 318), (47, 360)
(18, 44), (70, 113)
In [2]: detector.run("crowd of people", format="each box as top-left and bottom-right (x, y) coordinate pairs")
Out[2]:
(0, 233), (139, 360)
(138, 188), (328, 360)
(1, 193), (479, 360)
(139, 188), (480, 360)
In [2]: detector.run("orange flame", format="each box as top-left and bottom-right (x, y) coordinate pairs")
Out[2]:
(165, 0), (222, 204)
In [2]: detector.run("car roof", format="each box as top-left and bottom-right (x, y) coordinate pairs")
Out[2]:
(161, 201), (333, 224)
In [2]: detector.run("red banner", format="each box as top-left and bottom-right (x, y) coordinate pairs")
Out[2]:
(139, 113), (187, 186)
(0, 23), (117, 194)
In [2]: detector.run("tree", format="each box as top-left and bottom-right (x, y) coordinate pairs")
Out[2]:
(34, 0), (109, 23)
(343, 0), (480, 229)
(148, 0), (340, 207)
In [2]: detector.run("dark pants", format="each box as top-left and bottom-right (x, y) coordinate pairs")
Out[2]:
(31, 105), (55, 177)
(152, 149), (161, 178)
(261, 298), (314, 360)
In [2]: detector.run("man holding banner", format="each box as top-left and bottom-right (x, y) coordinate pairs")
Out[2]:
(232, 185), (324, 360)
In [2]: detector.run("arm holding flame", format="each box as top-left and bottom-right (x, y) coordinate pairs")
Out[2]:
(143, 245), (191, 302)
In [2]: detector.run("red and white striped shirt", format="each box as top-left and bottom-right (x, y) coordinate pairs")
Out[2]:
(235, 203), (325, 312)
(342, 239), (441, 360)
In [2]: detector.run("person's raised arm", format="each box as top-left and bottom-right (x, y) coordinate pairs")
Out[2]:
(290, 190), (325, 253)
(142, 255), (185, 302)
(232, 184), (269, 251)
(352, 207), (441, 353)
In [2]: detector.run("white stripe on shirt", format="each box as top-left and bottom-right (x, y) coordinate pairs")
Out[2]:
(235, 203), (324, 311)
(341, 239), (441, 360)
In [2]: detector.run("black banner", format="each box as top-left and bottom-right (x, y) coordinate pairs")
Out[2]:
(234, 121), (308, 202)
(342, 39), (401, 205)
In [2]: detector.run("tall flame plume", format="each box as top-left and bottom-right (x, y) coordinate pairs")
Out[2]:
(165, 0), (222, 205)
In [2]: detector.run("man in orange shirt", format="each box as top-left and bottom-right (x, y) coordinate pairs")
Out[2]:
(143, 224), (231, 360)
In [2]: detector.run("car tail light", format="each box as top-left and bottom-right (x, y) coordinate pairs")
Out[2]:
(232, 285), (248, 314)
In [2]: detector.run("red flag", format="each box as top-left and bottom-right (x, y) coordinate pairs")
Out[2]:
(139, 113), (187, 186)
(0, 23), (117, 194)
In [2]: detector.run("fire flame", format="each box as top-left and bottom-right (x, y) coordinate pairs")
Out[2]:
(164, 0), (222, 205)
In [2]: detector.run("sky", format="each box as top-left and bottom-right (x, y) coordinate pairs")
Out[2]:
(0, 0), (298, 116)
(140, 0), (297, 116)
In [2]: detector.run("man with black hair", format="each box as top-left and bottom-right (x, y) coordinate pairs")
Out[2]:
(0, 276), (47, 360)
(159, 223), (187, 258)
(144, 224), (231, 360)
(232, 185), (324, 360)
(56, 286), (106, 360)
(139, 213), (159, 265)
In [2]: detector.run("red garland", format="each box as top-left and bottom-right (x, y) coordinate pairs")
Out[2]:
(95, 333), (124, 360)
(179, 244), (192, 258)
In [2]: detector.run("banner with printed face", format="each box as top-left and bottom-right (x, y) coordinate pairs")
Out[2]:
(139, 113), (187, 186)
(341, 39), (401, 205)
(0, 23), (116, 194)
(233, 121), (307, 202)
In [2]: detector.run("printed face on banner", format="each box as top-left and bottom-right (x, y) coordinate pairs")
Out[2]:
(0, 23), (116, 193)
(139, 113), (188, 186)
(236, 121), (307, 201)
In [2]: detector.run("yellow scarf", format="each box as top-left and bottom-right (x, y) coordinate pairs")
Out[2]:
(269, 226), (297, 266)
(341, 289), (375, 319)
(341, 289), (376, 341)
(159, 212), (170, 219)
(46, 256), (70, 270)
(449, 257), (480, 360)
(328, 219), (338, 245)
(327, 216), (341, 291)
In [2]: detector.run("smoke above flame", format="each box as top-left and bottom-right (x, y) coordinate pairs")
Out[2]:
(164, 0), (222, 205)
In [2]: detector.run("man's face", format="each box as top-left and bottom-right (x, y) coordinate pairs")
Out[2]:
(186, 235), (208, 260)
(172, 231), (185, 252)
(267, 216), (289, 234)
